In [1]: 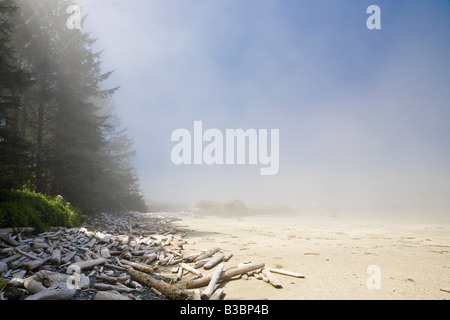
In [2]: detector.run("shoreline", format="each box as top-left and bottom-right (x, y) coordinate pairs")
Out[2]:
(173, 213), (450, 300)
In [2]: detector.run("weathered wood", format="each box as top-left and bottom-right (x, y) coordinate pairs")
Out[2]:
(223, 252), (233, 262)
(209, 288), (224, 300)
(23, 277), (47, 294)
(176, 265), (183, 281)
(201, 264), (225, 300)
(261, 268), (282, 288)
(194, 247), (220, 262)
(128, 268), (189, 300)
(194, 258), (211, 269)
(2, 234), (19, 247)
(94, 291), (132, 300)
(7, 269), (27, 287)
(50, 249), (61, 265)
(203, 252), (225, 270)
(0, 261), (7, 273)
(16, 248), (40, 260)
(1, 253), (21, 264)
(94, 283), (134, 293)
(193, 289), (201, 300)
(37, 270), (89, 289)
(0, 227), (35, 234)
(67, 257), (106, 272)
(179, 263), (202, 276)
(186, 262), (265, 289)
(184, 252), (202, 263)
(22, 257), (50, 270)
(30, 241), (49, 250)
(24, 283), (77, 300)
(119, 259), (154, 273)
(267, 267), (305, 278)
(100, 246), (111, 259)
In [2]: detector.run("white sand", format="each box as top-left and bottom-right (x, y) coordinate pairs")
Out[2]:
(172, 214), (450, 300)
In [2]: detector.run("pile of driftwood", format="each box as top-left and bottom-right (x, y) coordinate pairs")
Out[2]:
(0, 212), (304, 300)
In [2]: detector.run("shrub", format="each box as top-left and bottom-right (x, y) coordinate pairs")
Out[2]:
(0, 190), (81, 233)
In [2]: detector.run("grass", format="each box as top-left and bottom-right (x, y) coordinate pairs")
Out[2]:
(0, 189), (81, 233)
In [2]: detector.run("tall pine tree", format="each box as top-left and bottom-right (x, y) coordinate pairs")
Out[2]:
(0, 0), (31, 190)
(2, 0), (147, 214)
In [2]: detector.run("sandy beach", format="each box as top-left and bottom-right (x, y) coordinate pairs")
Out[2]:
(172, 213), (450, 300)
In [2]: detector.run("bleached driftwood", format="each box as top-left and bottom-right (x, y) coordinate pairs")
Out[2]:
(25, 283), (77, 300)
(193, 289), (201, 300)
(37, 270), (89, 289)
(128, 268), (189, 300)
(93, 283), (134, 293)
(0, 262), (7, 273)
(2, 235), (19, 247)
(0, 227), (35, 234)
(201, 264), (225, 300)
(209, 288), (224, 300)
(267, 267), (305, 278)
(194, 258), (211, 269)
(184, 252), (202, 263)
(223, 253), (233, 262)
(94, 291), (132, 300)
(186, 262), (265, 289)
(67, 257), (106, 272)
(50, 249), (61, 265)
(203, 253), (225, 270)
(179, 263), (202, 276)
(194, 247), (220, 262)
(119, 259), (154, 273)
(1, 253), (21, 264)
(7, 270), (27, 287)
(30, 241), (49, 250)
(16, 248), (40, 260)
(100, 246), (111, 259)
(23, 277), (47, 294)
(261, 268), (282, 288)
(22, 257), (50, 270)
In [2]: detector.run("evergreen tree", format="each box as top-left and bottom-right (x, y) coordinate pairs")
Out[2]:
(0, 0), (31, 190)
(2, 0), (147, 214)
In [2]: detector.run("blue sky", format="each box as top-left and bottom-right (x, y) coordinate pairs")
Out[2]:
(76, 0), (450, 214)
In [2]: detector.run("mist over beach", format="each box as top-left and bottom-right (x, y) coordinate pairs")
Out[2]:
(1, 0), (449, 302)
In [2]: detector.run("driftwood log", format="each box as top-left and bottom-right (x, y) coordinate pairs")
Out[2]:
(37, 270), (89, 289)
(209, 288), (224, 300)
(94, 291), (132, 300)
(179, 263), (202, 276)
(128, 268), (188, 300)
(201, 264), (225, 300)
(67, 257), (106, 272)
(186, 262), (265, 289)
(261, 268), (282, 288)
(203, 253), (225, 270)
(93, 283), (134, 293)
(194, 247), (220, 262)
(24, 283), (77, 300)
(23, 277), (47, 294)
(267, 267), (305, 278)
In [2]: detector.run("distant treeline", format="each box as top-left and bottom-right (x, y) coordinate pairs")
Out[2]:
(0, 0), (147, 215)
(195, 200), (294, 217)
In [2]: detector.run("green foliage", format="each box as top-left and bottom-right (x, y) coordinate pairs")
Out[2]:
(0, 190), (80, 232)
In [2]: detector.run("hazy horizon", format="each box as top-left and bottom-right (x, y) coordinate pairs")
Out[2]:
(76, 0), (450, 216)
